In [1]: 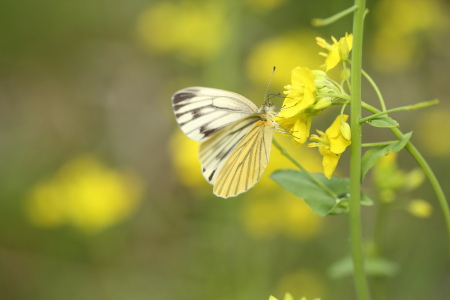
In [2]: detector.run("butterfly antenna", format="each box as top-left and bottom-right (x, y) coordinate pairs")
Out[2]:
(264, 66), (276, 102)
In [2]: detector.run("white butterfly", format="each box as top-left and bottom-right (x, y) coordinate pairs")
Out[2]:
(172, 87), (279, 198)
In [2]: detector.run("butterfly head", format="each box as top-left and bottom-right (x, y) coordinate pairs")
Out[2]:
(258, 102), (278, 128)
(260, 101), (275, 114)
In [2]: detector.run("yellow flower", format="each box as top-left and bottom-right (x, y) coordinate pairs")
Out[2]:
(316, 33), (353, 72)
(278, 67), (348, 146)
(277, 67), (317, 146)
(281, 67), (317, 117)
(278, 112), (312, 146)
(25, 155), (142, 234)
(309, 115), (351, 179)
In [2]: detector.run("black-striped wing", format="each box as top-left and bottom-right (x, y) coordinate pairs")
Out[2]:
(199, 114), (262, 170)
(172, 87), (259, 142)
(212, 120), (276, 198)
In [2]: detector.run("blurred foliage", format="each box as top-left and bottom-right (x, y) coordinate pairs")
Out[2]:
(0, 0), (449, 299)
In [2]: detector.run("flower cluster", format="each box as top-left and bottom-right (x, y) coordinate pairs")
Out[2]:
(277, 34), (352, 178)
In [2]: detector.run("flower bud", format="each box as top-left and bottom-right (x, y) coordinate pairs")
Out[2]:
(313, 97), (332, 110)
(340, 121), (351, 141)
(312, 70), (327, 77)
(340, 68), (351, 81)
(338, 37), (350, 60)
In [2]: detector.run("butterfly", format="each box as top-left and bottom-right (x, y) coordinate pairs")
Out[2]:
(172, 87), (279, 198)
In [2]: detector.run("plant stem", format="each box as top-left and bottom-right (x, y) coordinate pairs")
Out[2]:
(312, 5), (358, 27)
(350, 0), (371, 299)
(359, 99), (439, 124)
(361, 141), (396, 147)
(361, 69), (387, 111)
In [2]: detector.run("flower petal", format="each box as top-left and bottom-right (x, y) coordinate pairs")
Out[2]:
(319, 148), (339, 179)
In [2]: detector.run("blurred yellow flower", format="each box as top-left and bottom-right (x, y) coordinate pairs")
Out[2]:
(309, 115), (351, 179)
(316, 33), (353, 72)
(407, 199), (432, 218)
(170, 130), (211, 197)
(26, 155), (142, 234)
(241, 190), (323, 239)
(373, 153), (403, 203)
(269, 293), (293, 300)
(373, 152), (425, 204)
(246, 30), (323, 89)
(275, 270), (326, 300)
(370, 0), (446, 72)
(136, 1), (229, 61)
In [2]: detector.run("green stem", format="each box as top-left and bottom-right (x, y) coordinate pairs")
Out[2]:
(272, 138), (337, 199)
(350, 0), (371, 299)
(312, 5), (358, 26)
(400, 138), (450, 256)
(362, 102), (450, 255)
(359, 99), (439, 124)
(318, 92), (351, 101)
(361, 69), (387, 111)
(361, 141), (396, 147)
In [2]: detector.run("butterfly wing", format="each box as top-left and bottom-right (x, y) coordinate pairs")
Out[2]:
(199, 114), (262, 172)
(212, 120), (276, 198)
(172, 87), (259, 142)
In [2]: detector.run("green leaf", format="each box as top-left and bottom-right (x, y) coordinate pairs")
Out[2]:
(361, 132), (412, 179)
(328, 255), (398, 279)
(366, 115), (399, 128)
(270, 170), (372, 216)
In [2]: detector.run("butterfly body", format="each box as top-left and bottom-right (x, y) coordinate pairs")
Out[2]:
(172, 87), (278, 198)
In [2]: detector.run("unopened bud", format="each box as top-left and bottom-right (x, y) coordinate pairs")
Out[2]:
(338, 37), (350, 60)
(340, 122), (351, 141)
(340, 68), (351, 81)
(313, 97), (332, 110)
